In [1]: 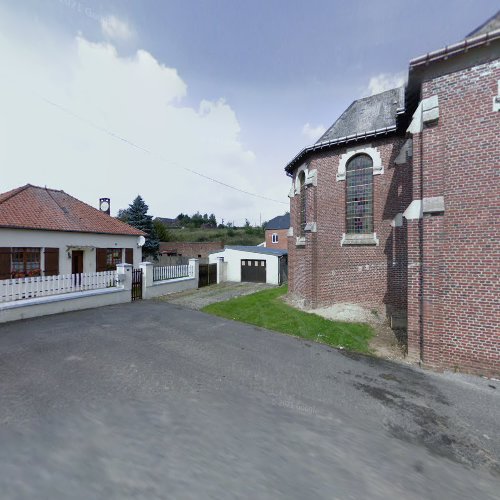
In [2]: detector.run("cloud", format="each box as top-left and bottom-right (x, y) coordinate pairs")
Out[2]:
(365, 72), (406, 96)
(100, 15), (135, 41)
(302, 123), (326, 143)
(0, 9), (282, 225)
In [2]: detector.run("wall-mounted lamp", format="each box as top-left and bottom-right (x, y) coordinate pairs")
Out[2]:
(67, 251), (71, 259)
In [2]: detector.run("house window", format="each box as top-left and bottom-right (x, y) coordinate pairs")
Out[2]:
(346, 154), (373, 234)
(11, 248), (41, 278)
(106, 249), (122, 270)
(298, 171), (307, 236)
(272, 233), (279, 243)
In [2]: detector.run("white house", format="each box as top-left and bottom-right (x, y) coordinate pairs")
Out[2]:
(209, 246), (287, 285)
(0, 184), (144, 279)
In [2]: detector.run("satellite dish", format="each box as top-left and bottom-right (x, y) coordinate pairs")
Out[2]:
(137, 236), (146, 247)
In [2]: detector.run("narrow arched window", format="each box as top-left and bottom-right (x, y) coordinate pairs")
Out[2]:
(346, 154), (373, 234)
(298, 171), (306, 236)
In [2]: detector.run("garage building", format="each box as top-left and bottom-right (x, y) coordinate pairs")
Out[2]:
(209, 246), (287, 285)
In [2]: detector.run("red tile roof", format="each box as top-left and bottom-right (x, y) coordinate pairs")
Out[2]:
(0, 184), (145, 236)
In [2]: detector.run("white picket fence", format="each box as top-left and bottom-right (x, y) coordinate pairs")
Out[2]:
(0, 271), (117, 303)
(153, 264), (193, 282)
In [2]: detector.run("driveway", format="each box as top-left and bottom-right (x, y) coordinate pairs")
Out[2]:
(0, 301), (499, 499)
(158, 281), (275, 309)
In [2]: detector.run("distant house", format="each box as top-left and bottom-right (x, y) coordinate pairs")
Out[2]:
(0, 184), (144, 279)
(264, 214), (290, 250)
(159, 241), (224, 263)
(209, 246), (287, 285)
(155, 217), (181, 229)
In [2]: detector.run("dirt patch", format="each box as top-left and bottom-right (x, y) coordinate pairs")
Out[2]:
(157, 282), (275, 310)
(283, 295), (406, 362)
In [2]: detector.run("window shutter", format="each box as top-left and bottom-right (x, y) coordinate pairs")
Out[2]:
(125, 248), (133, 265)
(96, 248), (107, 272)
(44, 248), (59, 276)
(0, 247), (11, 279)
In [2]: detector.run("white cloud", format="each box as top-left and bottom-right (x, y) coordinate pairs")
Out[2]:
(0, 8), (284, 224)
(302, 123), (326, 143)
(100, 15), (135, 42)
(365, 72), (406, 96)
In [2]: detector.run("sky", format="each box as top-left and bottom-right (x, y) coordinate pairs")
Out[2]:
(0, 0), (497, 225)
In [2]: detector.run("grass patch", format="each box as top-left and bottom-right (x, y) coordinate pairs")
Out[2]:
(202, 286), (374, 353)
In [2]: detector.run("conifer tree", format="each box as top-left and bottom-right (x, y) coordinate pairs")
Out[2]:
(123, 195), (159, 259)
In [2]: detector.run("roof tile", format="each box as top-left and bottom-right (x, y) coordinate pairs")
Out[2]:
(0, 184), (144, 236)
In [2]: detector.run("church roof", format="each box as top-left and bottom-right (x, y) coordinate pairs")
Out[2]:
(409, 10), (500, 69)
(316, 87), (405, 144)
(284, 87), (405, 174)
(467, 10), (500, 37)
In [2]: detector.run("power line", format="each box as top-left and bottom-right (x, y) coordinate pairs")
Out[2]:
(14, 81), (288, 206)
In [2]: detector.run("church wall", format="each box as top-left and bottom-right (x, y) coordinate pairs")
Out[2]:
(416, 57), (500, 376)
(288, 135), (411, 325)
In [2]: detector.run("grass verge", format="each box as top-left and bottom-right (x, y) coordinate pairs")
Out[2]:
(201, 286), (374, 353)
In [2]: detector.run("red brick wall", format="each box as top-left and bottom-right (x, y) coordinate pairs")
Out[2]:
(159, 241), (223, 259)
(417, 59), (500, 376)
(288, 136), (411, 318)
(265, 229), (288, 250)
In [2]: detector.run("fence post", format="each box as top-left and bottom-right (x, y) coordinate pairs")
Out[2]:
(116, 263), (133, 292)
(140, 262), (153, 299)
(217, 257), (225, 284)
(188, 258), (199, 285)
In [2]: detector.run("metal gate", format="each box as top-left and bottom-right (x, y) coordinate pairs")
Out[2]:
(198, 263), (217, 288)
(241, 259), (266, 283)
(131, 268), (143, 301)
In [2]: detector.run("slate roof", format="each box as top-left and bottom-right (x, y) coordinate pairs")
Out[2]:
(265, 214), (290, 230)
(213, 246), (287, 257)
(316, 87), (405, 144)
(0, 184), (145, 236)
(467, 10), (500, 37)
(285, 87), (405, 173)
(409, 11), (500, 69)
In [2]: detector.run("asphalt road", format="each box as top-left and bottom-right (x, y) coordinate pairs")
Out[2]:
(0, 301), (499, 499)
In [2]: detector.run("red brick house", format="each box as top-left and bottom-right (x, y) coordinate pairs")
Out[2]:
(264, 214), (290, 250)
(159, 241), (224, 260)
(285, 13), (500, 376)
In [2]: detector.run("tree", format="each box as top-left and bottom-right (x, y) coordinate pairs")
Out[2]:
(153, 219), (172, 242)
(117, 208), (130, 223)
(122, 195), (159, 259)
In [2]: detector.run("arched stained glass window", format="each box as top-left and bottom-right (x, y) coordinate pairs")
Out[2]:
(346, 154), (373, 234)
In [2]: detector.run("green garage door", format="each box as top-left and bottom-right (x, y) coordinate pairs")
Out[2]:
(241, 259), (266, 283)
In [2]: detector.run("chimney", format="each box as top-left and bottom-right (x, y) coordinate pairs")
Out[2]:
(99, 198), (110, 215)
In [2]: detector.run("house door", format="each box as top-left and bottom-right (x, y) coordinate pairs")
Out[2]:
(72, 251), (84, 274)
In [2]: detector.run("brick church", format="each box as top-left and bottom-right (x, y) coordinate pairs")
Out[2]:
(285, 13), (500, 376)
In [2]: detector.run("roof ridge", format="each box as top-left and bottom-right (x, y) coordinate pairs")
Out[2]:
(44, 186), (73, 219)
(29, 184), (65, 193)
(356, 86), (404, 102)
(0, 184), (32, 205)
